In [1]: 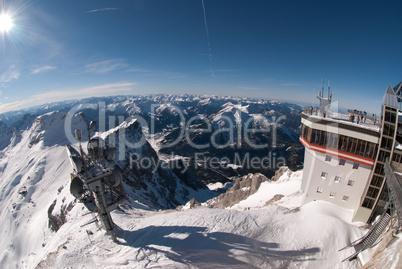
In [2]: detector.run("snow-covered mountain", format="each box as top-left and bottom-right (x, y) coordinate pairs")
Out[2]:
(0, 108), (215, 267)
(99, 118), (213, 209)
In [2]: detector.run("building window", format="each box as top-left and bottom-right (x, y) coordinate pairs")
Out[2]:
(347, 180), (355, 187)
(353, 162), (359, 169)
(334, 176), (341, 183)
(371, 176), (383, 188)
(374, 163), (384, 175)
(342, 195), (349, 202)
(378, 151), (390, 163)
(325, 155), (332, 162)
(339, 159), (346, 166)
(321, 172), (328, 179)
(362, 198), (375, 209)
(380, 136), (393, 151)
(366, 187), (380, 199)
(329, 191), (336, 198)
(317, 187), (323, 193)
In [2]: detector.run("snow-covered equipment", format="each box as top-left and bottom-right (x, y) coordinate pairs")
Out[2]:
(87, 137), (105, 159)
(66, 145), (83, 173)
(66, 124), (125, 243)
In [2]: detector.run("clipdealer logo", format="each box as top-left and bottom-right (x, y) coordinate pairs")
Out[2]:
(65, 102), (287, 173)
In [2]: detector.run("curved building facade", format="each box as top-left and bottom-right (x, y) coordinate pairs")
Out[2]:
(300, 83), (402, 223)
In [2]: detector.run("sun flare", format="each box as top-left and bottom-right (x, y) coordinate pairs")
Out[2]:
(0, 13), (13, 33)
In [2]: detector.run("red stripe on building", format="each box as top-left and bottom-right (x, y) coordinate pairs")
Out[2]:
(299, 136), (375, 167)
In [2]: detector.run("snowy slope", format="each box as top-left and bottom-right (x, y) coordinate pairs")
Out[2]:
(26, 169), (366, 268)
(0, 112), (87, 267)
(231, 169), (304, 210)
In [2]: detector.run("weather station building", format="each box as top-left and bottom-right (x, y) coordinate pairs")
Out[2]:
(299, 81), (402, 223)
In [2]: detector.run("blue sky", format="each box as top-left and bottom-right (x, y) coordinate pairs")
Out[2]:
(0, 0), (401, 114)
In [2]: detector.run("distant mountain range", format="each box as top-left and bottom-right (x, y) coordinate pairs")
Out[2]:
(0, 94), (305, 182)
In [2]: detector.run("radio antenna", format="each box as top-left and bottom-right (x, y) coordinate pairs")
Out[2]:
(322, 78), (325, 97)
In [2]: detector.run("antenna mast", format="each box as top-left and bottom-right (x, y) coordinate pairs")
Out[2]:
(328, 80), (331, 99)
(313, 88), (315, 108)
(322, 78), (324, 98)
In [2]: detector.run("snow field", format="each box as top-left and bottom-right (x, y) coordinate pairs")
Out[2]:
(28, 170), (366, 268)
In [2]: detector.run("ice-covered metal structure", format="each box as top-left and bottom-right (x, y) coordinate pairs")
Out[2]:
(66, 122), (125, 242)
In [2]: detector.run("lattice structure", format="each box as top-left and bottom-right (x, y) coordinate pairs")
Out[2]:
(393, 82), (402, 101)
(392, 81), (402, 110)
(384, 159), (402, 232)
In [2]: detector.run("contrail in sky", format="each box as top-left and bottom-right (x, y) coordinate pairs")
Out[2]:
(201, 0), (215, 77)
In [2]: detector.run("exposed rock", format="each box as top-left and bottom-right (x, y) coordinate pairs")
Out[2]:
(188, 198), (201, 209)
(18, 186), (28, 196)
(264, 194), (284, 206)
(206, 173), (269, 209)
(176, 198), (201, 211)
(48, 200), (65, 232)
(35, 238), (71, 269)
(47, 199), (75, 232)
(270, 166), (289, 181)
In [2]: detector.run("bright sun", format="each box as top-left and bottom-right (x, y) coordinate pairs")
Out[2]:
(0, 13), (13, 33)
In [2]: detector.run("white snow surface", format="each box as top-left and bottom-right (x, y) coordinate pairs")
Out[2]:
(27, 202), (365, 269)
(231, 170), (304, 210)
(3, 164), (367, 268)
(207, 181), (232, 191)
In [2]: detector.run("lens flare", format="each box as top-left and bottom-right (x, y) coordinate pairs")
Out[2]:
(0, 13), (13, 33)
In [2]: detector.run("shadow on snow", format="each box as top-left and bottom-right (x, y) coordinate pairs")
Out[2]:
(115, 225), (320, 268)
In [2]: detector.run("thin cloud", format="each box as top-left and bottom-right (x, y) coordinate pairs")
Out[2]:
(0, 66), (20, 83)
(127, 68), (187, 79)
(87, 8), (120, 13)
(85, 59), (127, 74)
(126, 68), (153, 73)
(0, 82), (136, 114)
(28, 7), (65, 59)
(31, 65), (56, 74)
